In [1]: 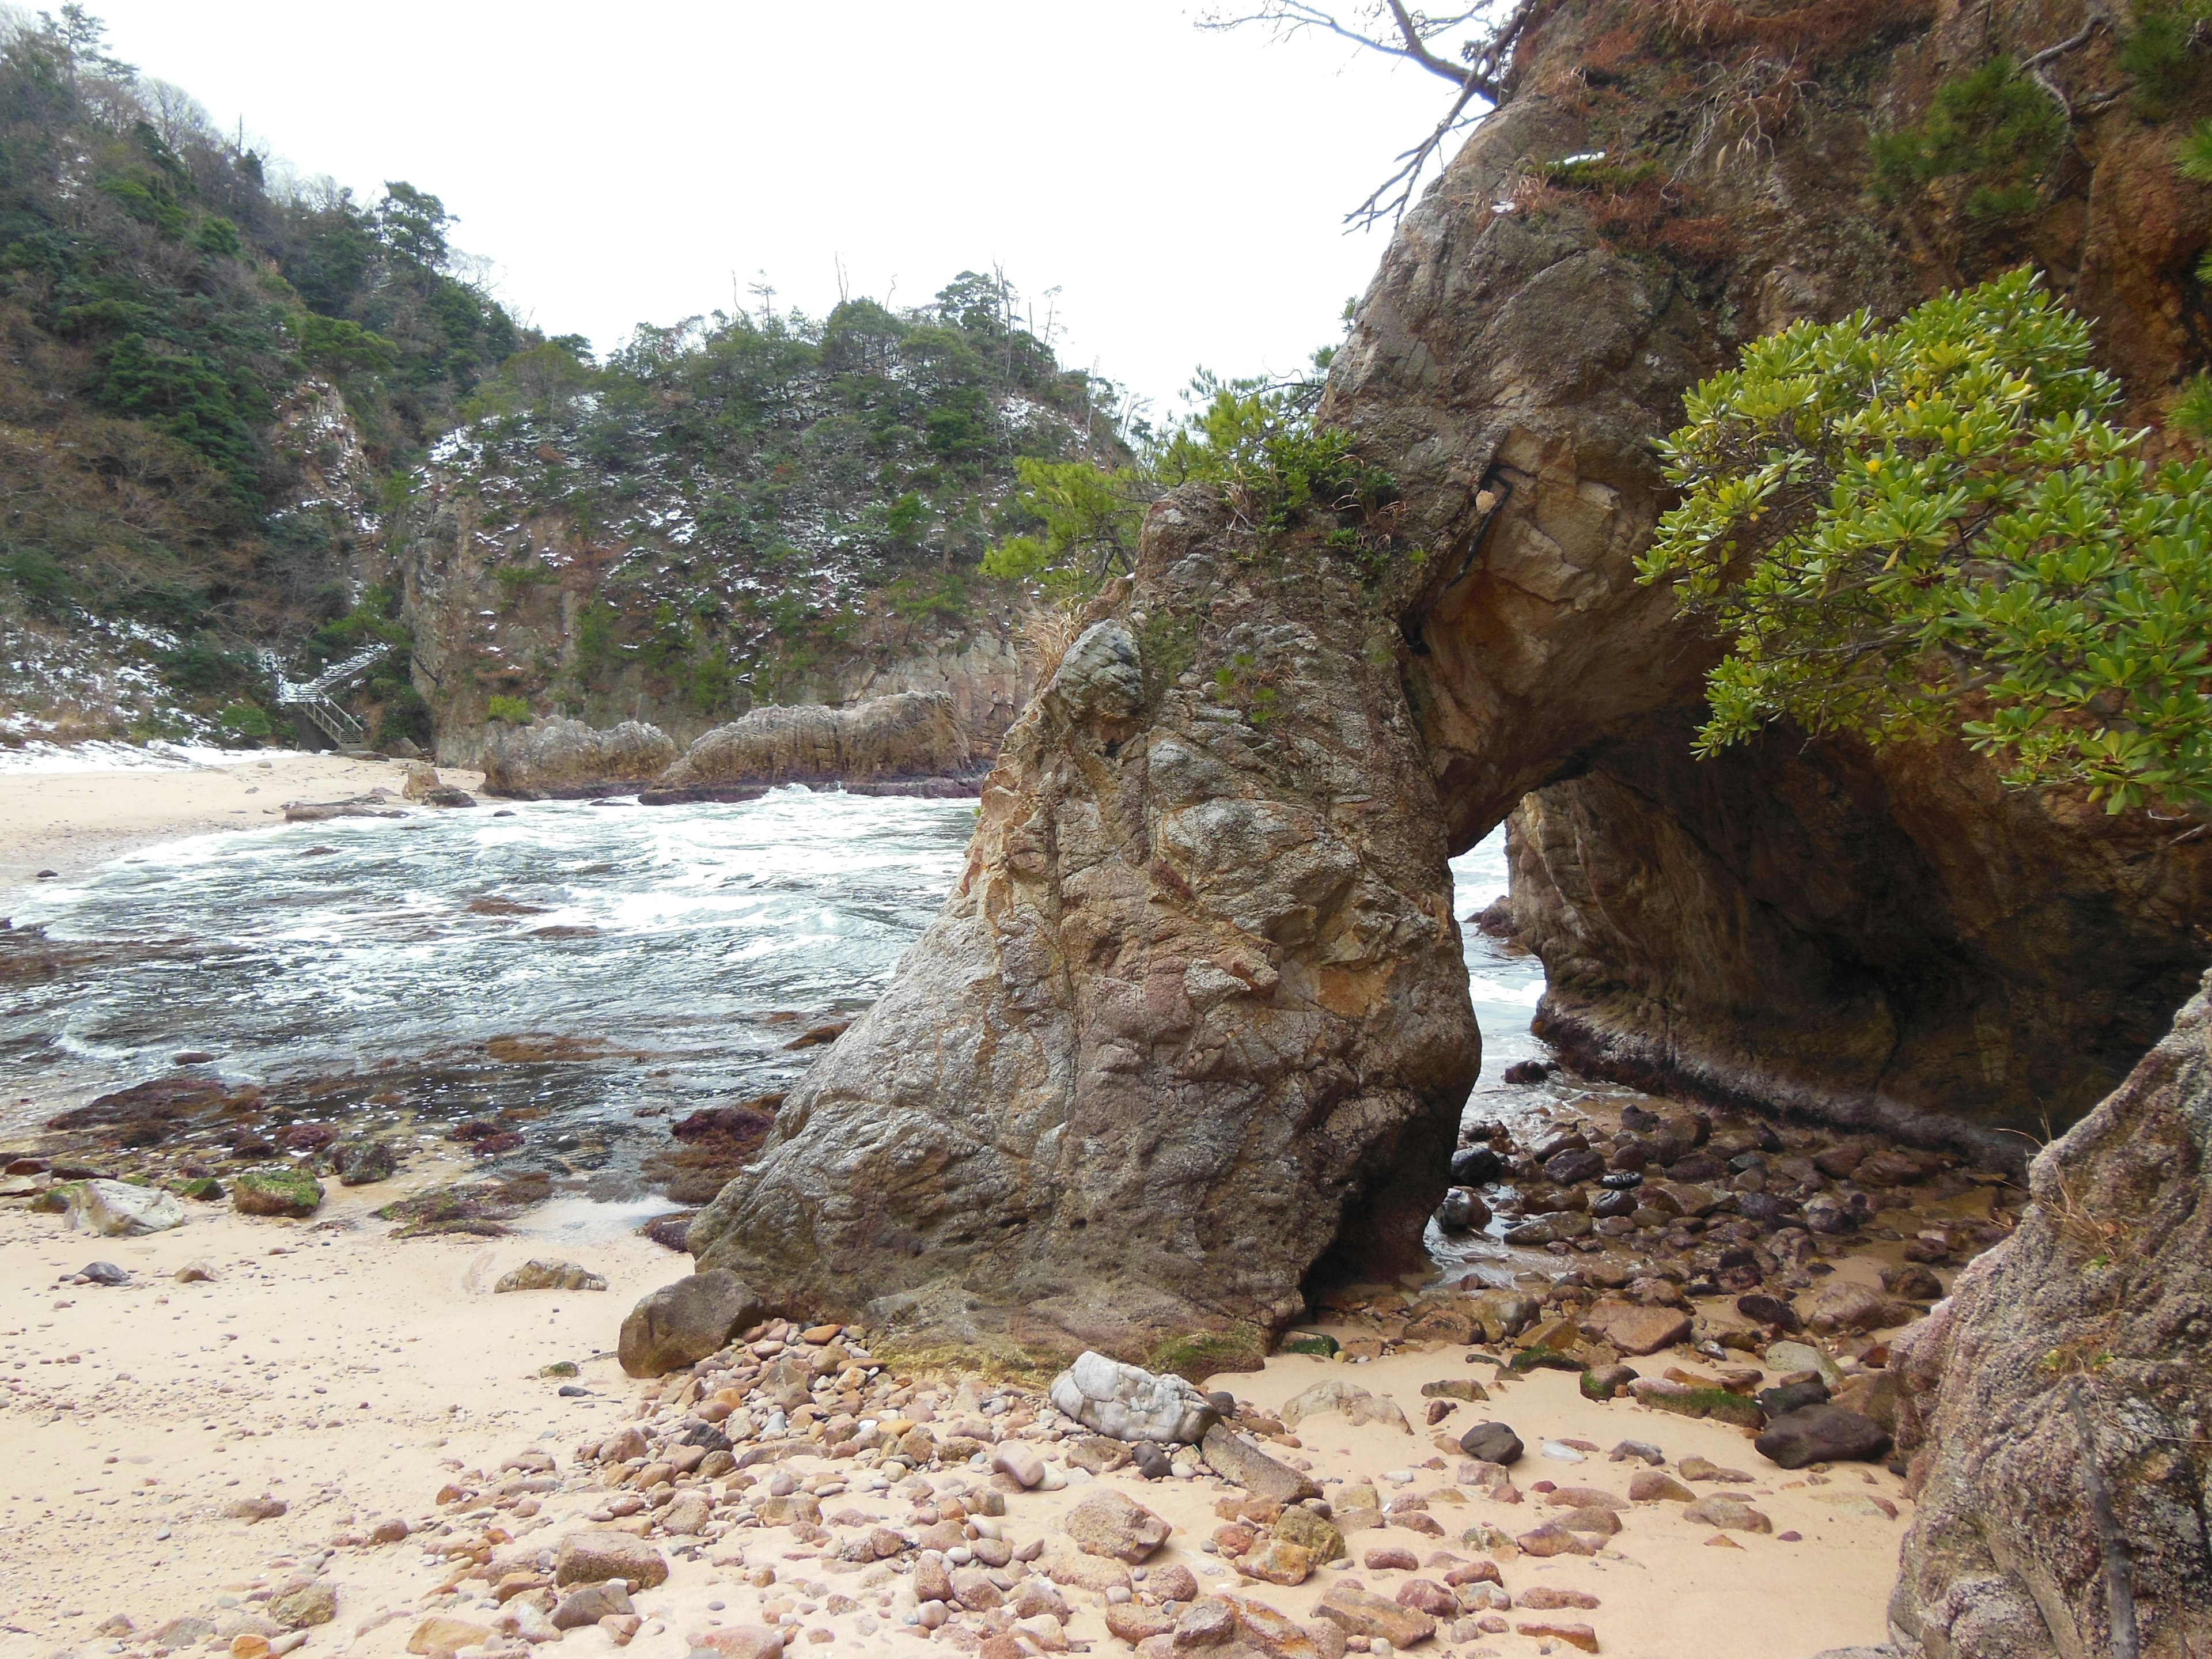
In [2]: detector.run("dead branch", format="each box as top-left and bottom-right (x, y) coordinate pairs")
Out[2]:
(1202, 1), (1548, 225)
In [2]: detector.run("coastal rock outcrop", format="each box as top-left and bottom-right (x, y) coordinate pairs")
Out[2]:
(1889, 970), (2212, 1657)
(688, 490), (1479, 1363)
(654, 691), (974, 792)
(481, 717), (677, 799)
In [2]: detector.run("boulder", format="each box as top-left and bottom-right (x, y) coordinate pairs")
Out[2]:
(232, 1168), (323, 1218)
(1062, 1490), (1171, 1562)
(494, 1258), (608, 1293)
(617, 1270), (762, 1377)
(657, 692), (970, 788)
(331, 1139), (398, 1185)
(1312, 1583), (1436, 1648)
(682, 530), (1481, 1359)
(1457, 1422), (1524, 1465)
(65, 1179), (185, 1237)
(482, 717), (677, 798)
(1755, 1405), (1891, 1469)
(1200, 1423), (1321, 1502)
(1282, 1377), (1410, 1433)
(1578, 1297), (1691, 1356)
(554, 1531), (668, 1589)
(1048, 1351), (1218, 1445)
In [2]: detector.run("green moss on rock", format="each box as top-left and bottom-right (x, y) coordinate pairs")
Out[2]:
(233, 1167), (324, 1218)
(1150, 1324), (1268, 1380)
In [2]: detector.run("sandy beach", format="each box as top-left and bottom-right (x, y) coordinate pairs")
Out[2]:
(1, 1171), (1906, 1659)
(0, 753), (486, 893)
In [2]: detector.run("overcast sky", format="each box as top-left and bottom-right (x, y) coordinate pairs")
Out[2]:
(79, 1), (1464, 419)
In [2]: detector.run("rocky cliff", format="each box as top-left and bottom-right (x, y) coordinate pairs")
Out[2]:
(1889, 969), (2212, 1658)
(689, 488), (1479, 1368)
(1315, 0), (2212, 1150)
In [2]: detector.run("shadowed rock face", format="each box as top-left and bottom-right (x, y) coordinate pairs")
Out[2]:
(688, 492), (1479, 1363)
(1889, 971), (2212, 1658)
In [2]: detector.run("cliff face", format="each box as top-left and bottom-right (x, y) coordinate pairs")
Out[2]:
(1319, 0), (2212, 1148)
(688, 490), (1478, 1366)
(1889, 971), (2212, 1658)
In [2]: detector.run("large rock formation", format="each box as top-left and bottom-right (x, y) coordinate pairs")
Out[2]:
(688, 491), (1479, 1364)
(1508, 717), (2212, 1166)
(655, 691), (974, 792)
(1889, 970), (2212, 1657)
(1316, 0), (2212, 1148)
(481, 717), (677, 798)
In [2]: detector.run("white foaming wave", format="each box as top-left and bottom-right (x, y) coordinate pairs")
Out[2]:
(1469, 972), (1546, 1007)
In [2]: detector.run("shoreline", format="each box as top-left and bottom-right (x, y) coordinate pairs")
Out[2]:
(0, 752), (487, 894)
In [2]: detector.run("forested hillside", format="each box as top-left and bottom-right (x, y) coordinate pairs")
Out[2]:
(400, 275), (1127, 757)
(0, 7), (531, 741)
(0, 8), (1128, 752)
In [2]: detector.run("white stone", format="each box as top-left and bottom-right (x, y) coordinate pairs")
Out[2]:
(66, 1179), (186, 1237)
(1047, 1352), (1219, 1446)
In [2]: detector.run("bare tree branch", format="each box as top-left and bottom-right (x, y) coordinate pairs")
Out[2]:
(1202, 1), (1547, 225)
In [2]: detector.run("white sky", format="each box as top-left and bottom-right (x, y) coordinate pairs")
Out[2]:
(83, 1), (1465, 419)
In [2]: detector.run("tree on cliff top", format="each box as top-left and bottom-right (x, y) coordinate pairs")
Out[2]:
(1641, 269), (2212, 816)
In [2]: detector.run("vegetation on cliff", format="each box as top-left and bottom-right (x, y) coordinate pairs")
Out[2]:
(404, 271), (1132, 736)
(0, 6), (531, 737)
(1645, 271), (2212, 813)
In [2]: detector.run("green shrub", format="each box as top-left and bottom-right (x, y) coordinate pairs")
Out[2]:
(486, 694), (533, 724)
(1641, 267), (2212, 814)
(1869, 58), (2064, 223)
(217, 701), (274, 738)
(2118, 2), (2210, 119)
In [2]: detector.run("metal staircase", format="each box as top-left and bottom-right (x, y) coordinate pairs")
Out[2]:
(260, 642), (395, 750)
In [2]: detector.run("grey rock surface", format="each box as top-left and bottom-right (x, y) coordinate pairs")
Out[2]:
(688, 493), (1478, 1361)
(658, 691), (971, 788)
(1049, 1352), (1219, 1446)
(482, 717), (677, 798)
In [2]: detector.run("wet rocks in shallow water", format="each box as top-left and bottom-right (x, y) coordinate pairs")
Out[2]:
(1755, 1404), (1892, 1468)
(1449, 1144), (1503, 1185)
(1435, 1187), (1490, 1231)
(330, 1139), (397, 1185)
(1050, 1351), (1219, 1445)
(616, 1270), (763, 1377)
(65, 1178), (186, 1236)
